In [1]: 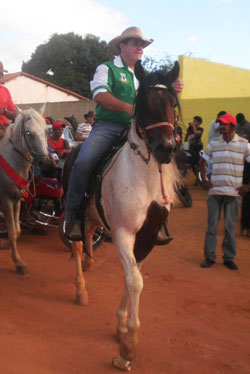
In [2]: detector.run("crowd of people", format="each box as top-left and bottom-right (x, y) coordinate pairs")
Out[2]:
(1, 25), (250, 270)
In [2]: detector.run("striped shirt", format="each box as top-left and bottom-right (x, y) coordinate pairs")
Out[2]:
(202, 133), (250, 196)
(76, 122), (92, 138)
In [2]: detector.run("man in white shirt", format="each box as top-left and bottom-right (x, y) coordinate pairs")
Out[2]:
(75, 111), (95, 142)
(200, 114), (250, 270)
(208, 110), (227, 141)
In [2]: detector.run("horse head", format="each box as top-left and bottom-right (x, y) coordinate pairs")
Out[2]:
(13, 109), (50, 169)
(134, 62), (180, 164)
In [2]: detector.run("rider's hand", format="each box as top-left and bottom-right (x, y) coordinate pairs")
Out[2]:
(172, 77), (184, 93)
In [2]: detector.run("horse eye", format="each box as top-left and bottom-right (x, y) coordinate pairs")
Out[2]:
(26, 131), (31, 136)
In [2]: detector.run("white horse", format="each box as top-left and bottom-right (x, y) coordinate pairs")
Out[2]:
(0, 109), (49, 274)
(69, 63), (181, 371)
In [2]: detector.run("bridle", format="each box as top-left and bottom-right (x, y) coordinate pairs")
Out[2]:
(128, 121), (175, 164)
(128, 84), (176, 204)
(9, 116), (47, 163)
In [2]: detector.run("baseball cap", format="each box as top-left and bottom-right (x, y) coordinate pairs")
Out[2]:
(216, 113), (236, 126)
(52, 121), (65, 130)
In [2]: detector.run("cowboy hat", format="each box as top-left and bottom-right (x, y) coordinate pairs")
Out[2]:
(108, 27), (153, 55)
(0, 61), (8, 73)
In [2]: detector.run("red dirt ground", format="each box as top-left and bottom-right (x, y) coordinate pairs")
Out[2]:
(1, 175), (250, 374)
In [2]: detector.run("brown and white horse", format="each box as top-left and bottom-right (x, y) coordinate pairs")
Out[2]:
(0, 109), (49, 274)
(70, 63), (181, 370)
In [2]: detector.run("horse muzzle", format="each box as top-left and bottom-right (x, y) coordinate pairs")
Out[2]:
(33, 154), (50, 169)
(152, 139), (175, 164)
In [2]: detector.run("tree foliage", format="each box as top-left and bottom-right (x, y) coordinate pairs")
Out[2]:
(22, 33), (112, 98)
(22, 32), (177, 98)
(142, 54), (175, 73)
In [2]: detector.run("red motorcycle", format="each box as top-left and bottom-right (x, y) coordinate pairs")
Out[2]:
(0, 177), (63, 234)
(0, 176), (104, 250)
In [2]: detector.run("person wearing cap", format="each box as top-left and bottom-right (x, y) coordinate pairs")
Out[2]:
(0, 61), (17, 138)
(200, 113), (250, 270)
(75, 111), (95, 142)
(48, 121), (71, 181)
(65, 26), (183, 240)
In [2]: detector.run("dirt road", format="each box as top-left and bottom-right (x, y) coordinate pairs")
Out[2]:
(1, 177), (250, 374)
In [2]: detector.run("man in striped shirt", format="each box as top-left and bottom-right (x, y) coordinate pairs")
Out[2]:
(200, 113), (250, 270)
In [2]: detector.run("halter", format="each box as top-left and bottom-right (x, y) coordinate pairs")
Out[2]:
(128, 121), (174, 205)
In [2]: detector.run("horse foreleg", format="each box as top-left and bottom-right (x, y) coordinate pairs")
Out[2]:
(81, 219), (95, 272)
(112, 230), (143, 370)
(5, 201), (27, 275)
(14, 200), (21, 237)
(116, 283), (129, 341)
(72, 241), (88, 305)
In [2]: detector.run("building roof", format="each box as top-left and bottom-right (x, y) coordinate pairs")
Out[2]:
(0, 72), (89, 101)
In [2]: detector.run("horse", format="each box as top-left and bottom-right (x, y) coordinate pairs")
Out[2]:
(0, 109), (50, 275)
(69, 62), (181, 371)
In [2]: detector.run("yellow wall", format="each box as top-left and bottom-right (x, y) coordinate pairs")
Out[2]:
(179, 97), (250, 147)
(179, 55), (250, 99)
(178, 56), (250, 146)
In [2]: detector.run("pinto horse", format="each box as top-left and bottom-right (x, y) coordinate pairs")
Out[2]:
(70, 62), (181, 370)
(0, 109), (49, 274)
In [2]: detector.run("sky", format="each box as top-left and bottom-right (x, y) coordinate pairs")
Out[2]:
(1, 0), (250, 73)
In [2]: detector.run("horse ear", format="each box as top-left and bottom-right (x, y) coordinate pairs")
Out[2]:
(38, 103), (47, 116)
(166, 61), (180, 84)
(134, 60), (146, 83)
(16, 106), (23, 114)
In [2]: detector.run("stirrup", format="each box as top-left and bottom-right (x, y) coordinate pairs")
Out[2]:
(65, 219), (82, 241)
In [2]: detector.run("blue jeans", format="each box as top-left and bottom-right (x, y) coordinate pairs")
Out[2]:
(204, 195), (241, 262)
(65, 121), (128, 220)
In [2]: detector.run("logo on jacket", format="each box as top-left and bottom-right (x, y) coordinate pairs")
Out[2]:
(120, 73), (129, 84)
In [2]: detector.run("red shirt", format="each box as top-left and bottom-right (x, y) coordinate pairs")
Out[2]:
(0, 85), (16, 125)
(48, 137), (65, 153)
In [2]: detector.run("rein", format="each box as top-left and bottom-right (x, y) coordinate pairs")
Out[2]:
(129, 120), (174, 205)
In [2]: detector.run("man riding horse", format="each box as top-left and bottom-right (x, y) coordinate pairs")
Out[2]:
(65, 26), (183, 241)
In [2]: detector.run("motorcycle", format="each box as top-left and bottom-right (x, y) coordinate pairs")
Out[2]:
(0, 177), (63, 235)
(0, 176), (104, 251)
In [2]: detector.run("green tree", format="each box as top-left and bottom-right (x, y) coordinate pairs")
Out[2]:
(22, 33), (112, 98)
(142, 54), (175, 73)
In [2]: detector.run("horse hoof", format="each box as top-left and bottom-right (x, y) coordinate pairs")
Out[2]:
(16, 265), (28, 275)
(76, 292), (88, 306)
(112, 356), (132, 371)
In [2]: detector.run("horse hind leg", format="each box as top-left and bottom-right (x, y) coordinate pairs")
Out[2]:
(72, 241), (88, 306)
(81, 219), (96, 272)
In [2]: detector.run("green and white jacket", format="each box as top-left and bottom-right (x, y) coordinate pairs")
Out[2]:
(90, 56), (139, 126)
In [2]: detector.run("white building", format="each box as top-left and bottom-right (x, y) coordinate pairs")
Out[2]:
(1, 72), (89, 104)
